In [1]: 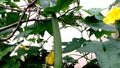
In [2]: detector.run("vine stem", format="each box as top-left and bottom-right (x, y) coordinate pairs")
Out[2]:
(52, 14), (62, 68)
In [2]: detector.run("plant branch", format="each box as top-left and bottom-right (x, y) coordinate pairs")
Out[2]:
(0, 18), (51, 32)
(0, 0), (37, 41)
(67, 52), (90, 68)
(0, 8), (27, 41)
(60, 7), (77, 17)
(0, 1), (39, 12)
(0, 4), (22, 12)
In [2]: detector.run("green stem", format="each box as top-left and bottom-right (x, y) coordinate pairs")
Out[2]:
(52, 14), (62, 68)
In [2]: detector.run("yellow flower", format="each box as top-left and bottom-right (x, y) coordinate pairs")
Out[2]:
(45, 52), (54, 65)
(20, 45), (29, 50)
(103, 6), (120, 24)
(103, 17), (115, 24)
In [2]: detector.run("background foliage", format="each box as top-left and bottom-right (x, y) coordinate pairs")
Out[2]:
(0, 0), (120, 68)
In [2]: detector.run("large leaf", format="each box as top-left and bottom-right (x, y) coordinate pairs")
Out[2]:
(77, 39), (120, 68)
(83, 8), (104, 20)
(84, 16), (115, 31)
(62, 38), (86, 53)
(25, 21), (53, 36)
(88, 8), (103, 16)
(88, 28), (113, 38)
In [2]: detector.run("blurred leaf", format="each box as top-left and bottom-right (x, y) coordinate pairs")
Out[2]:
(0, 18), (6, 27)
(50, 0), (57, 6)
(28, 38), (36, 43)
(83, 59), (100, 68)
(14, 30), (32, 39)
(0, 43), (15, 61)
(109, 0), (120, 9)
(2, 58), (20, 68)
(37, 39), (44, 43)
(95, 13), (104, 20)
(84, 16), (115, 31)
(0, 28), (13, 37)
(0, 0), (8, 3)
(6, 1), (20, 8)
(84, 8), (104, 20)
(62, 38), (86, 53)
(63, 55), (76, 63)
(88, 29), (113, 38)
(40, 0), (50, 8)
(60, 12), (78, 26)
(88, 8), (103, 15)
(27, 46), (40, 56)
(40, 0), (57, 12)
(17, 46), (40, 57)
(0, 52), (20, 68)
(77, 41), (103, 52)
(13, 0), (20, 2)
(77, 39), (120, 68)
(6, 12), (20, 25)
(44, 0), (75, 14)
(26, 21), (53, 36)
(23, 14), (27, 20)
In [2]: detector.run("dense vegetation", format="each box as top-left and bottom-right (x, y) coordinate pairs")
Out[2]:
(0, 0), (120, 68)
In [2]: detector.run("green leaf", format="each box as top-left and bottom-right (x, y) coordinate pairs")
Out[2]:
(84, 16), (115, 31)
(0, 28), (13, 37)
(77, 41), (103, 52)
(88, 8), (103, 15)
(83, 8), (104, 20)
(0, 43), (15, 61)
(63, 55), (76, 63)
(77, 39), (120, 68)
(88, 29), (113, 38)
(14, 30), (32, 39)
(13, 0), (20, 2)
(62, 38), (86, 53)
(0, 0), (7, 3)
(83, 59), (100, 68)
(6, 12), (20, 25)
(23, 14), (27, 20)
(40, 0), (56, 8)
(37, 39), (44, 43)
(6, 1), (20, 8)
(16, 46), (40, 57)
(26, 21), (53, 36)
(60, 12), (78, 25)
(44, 0), (75, 14)
(40, 0), (50, 8)
(55, 0), (75, 10)
(91, 22), (115, 31)
(2, 58), (20, 68)
(28, 38), (36, 43)
(95, 13), (104, 20)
